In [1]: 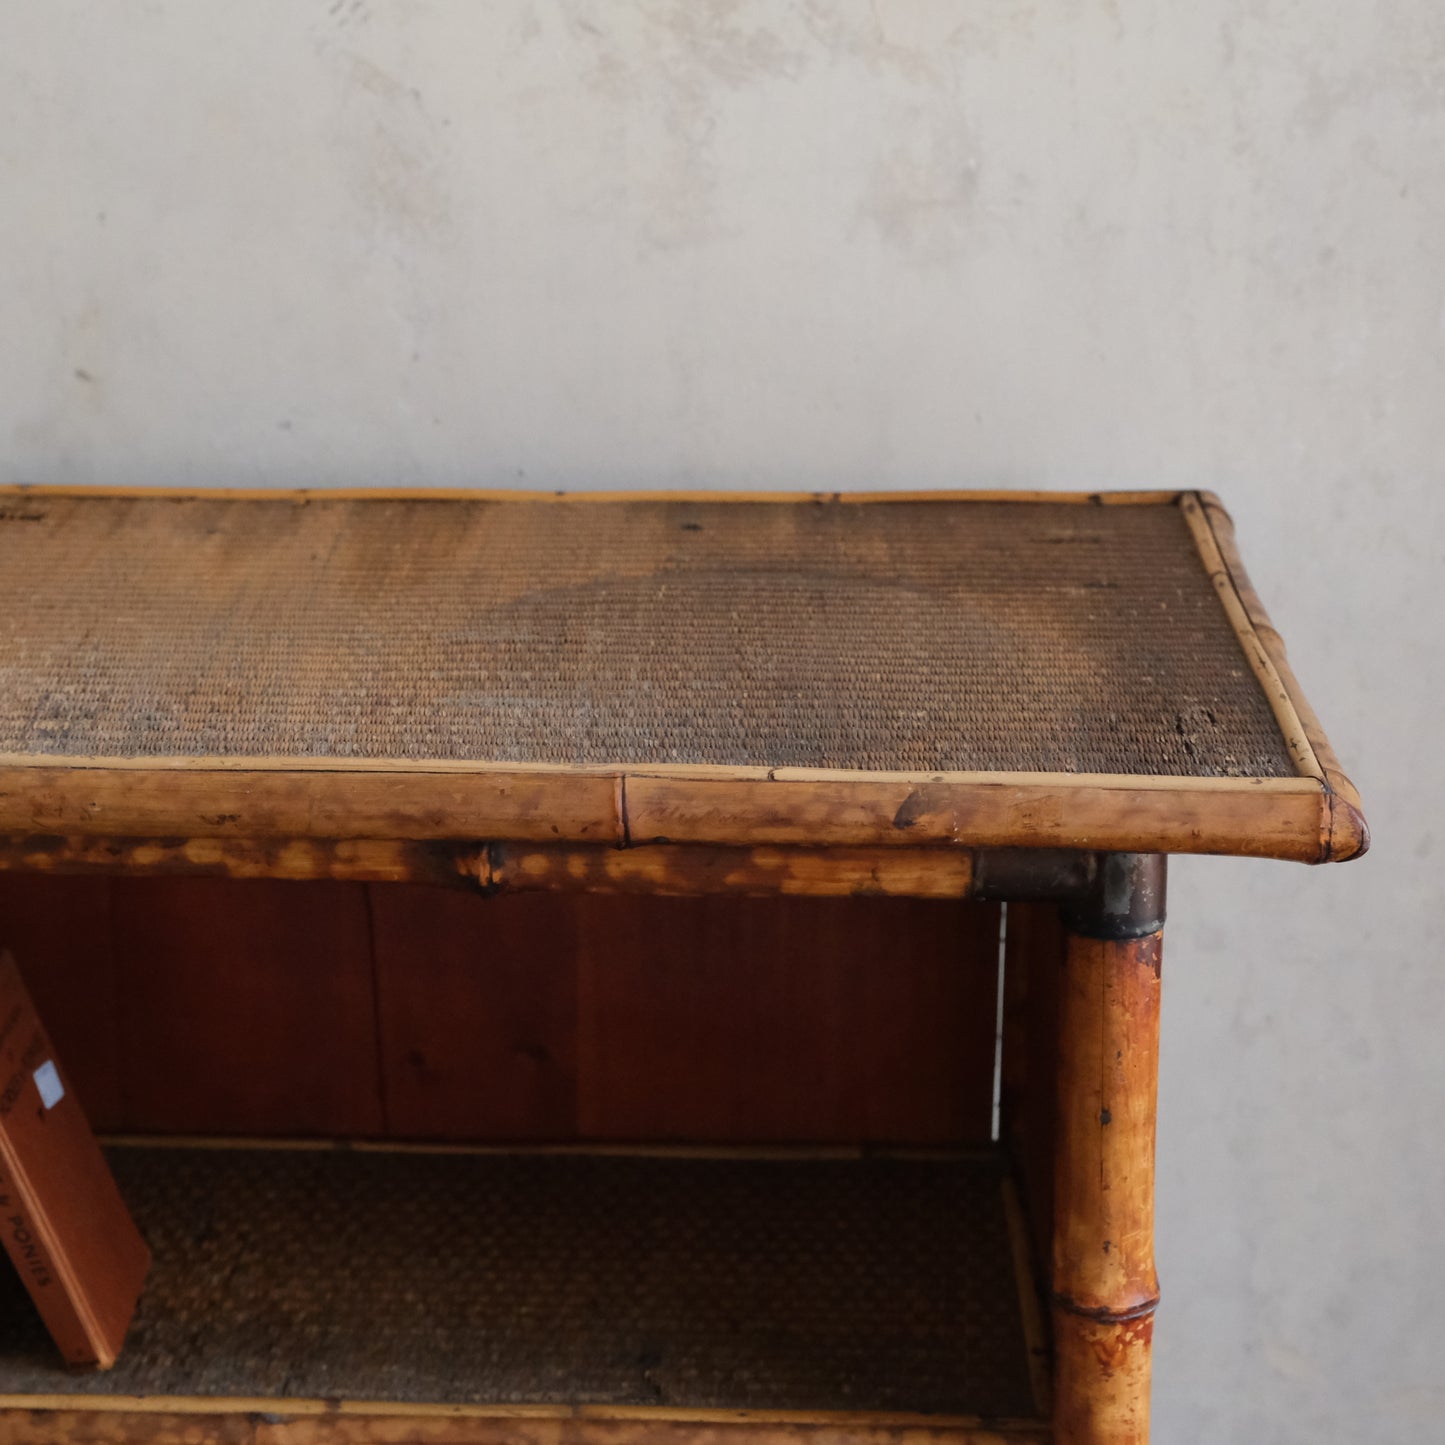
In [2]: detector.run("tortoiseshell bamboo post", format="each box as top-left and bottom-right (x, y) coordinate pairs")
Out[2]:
(1052, 853), (1166, 1445)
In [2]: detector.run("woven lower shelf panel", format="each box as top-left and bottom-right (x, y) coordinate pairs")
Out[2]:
(0, 1145), (1044, 1426)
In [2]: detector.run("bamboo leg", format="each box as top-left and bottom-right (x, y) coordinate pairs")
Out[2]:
(1051, 854), (1165, 1445)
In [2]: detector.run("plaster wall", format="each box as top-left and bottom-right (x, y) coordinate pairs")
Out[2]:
(3, 5), (1442, 1439)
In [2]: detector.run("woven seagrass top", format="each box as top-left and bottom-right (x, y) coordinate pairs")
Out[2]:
(0, 491), (1297, 779)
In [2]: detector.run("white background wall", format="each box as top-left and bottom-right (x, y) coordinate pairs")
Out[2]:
(2, 4), (1440, 1439)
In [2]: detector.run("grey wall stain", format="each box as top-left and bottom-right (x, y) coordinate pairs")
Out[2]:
(796, 1), (924, 79)
(552, 2), (992, 257)
(858, 112), (982, 266)
(639, 0), (805, 89)
(560, 2), (807, 251)
(326, 0), (372, 31)
(324, 50), (452, 241)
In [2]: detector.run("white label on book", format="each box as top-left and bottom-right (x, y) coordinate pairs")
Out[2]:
(33, 1060), (64, 1110)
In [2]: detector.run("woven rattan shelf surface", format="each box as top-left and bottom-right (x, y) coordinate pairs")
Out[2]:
(0, 1145), (1043, 1423)
(2, 489), (1281, 775)
(0, 487), (1366, 862)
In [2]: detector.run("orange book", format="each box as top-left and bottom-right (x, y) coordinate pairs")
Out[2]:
(0, 950), (150, 1367)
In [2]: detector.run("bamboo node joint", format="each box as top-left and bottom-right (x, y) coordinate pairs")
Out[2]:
(1051, 1291), (1162, 1324)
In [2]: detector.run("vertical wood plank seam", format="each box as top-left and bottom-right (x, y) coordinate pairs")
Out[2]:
(108, 879), (132, 1134)
(363, 884), (391, 1138)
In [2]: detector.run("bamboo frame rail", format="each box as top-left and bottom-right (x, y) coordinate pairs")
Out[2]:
(0, 835), (1116, 906)
(0, 763), (1338, 862)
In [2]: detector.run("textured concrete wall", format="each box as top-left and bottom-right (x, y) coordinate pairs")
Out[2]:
(2, 4), (1442, 1439)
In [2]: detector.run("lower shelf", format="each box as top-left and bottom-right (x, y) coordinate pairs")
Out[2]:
(0, 1143), (1049, 1443)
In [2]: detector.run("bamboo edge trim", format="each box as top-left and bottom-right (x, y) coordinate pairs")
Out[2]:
(0, 1398), (1048, 1431)
(0, 779), (1332, 860)
(0, 754), (1319, 789)
(1185, 492), (1369, 862)
(1177, 494), (1323, 784)
(1, 483), (1183, 507)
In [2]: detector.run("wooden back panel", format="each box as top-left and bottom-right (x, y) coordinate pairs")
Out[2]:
(0, 877), (1001, 1147)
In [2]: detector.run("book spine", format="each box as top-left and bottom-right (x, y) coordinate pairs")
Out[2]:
(0, 1151), (100, 1365)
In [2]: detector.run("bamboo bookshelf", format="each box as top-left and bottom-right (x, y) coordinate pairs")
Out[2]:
(0, 487), (1365, 1445)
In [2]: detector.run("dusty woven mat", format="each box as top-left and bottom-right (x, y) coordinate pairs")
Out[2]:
(0, 1146), (1039, 1418)
(0, 494), (1292, 776)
